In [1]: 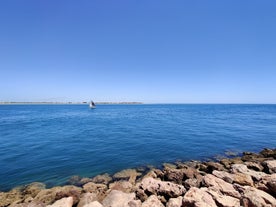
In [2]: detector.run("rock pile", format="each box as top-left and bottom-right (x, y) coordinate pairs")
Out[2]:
(1, 148), (276, 207)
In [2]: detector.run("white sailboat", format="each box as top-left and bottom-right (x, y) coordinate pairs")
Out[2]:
(89, 101), (96, 109)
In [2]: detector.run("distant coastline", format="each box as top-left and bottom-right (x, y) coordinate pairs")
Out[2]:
(0, 101), (143, 105)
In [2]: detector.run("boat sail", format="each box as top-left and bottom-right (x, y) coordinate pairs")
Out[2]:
(89, 101), (96, 109)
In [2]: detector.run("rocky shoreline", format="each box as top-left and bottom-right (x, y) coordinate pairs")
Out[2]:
(1, 148), (275, 207)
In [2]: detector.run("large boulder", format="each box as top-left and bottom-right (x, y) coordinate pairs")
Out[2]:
(231, 164), (267, 181)
(260, 148), (276, 159)
(102, 190), (136, 207)
(263, 160), (276, 174)
(206, 188), (240, 207)
(46, 197), (73, 207)
(138, 177), (186, 198)
(83, 182), (107, 202)
(256, 174), (276, 197)
(204, 162), (225, 173)
(34, 185), (82, 205)
(240, 186), (276, 207)
(141, 195), (164, 207)
(244, 162), (264, 171)
(212, 170), (234, 184)
(23, 182), (46, 198)
(203, 174), (240, 198)
(183, 187), (217, 207)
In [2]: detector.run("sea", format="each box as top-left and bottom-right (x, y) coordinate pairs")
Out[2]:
(0, 104), (276, 191)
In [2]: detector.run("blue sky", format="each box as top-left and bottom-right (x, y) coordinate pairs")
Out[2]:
(0, 1), (275, 103)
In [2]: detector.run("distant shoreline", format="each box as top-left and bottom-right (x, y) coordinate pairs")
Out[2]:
(0, 102), (143, 105)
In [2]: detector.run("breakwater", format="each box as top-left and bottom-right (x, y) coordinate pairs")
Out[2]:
(1, 148), (275, 207)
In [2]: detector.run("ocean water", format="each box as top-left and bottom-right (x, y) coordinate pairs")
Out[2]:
(0, 104), (276, 191)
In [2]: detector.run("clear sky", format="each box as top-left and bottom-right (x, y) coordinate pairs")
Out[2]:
(0, 1), (275, 103)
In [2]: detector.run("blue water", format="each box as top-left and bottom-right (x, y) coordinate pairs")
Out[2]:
(0, 104), (276, 191)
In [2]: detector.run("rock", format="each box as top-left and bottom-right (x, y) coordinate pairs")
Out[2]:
(166, 196), (182, 207)
(128, 200), (142, 207)
(163, 163), (177, 169)
(256, 174), (276, 197)
(263, 160), (276, 174)
(183, 187), (217, 207)
(67, 175), (82, 186)
(34, 185), (82, 205)
(163, 168), (185, 184)
(83, 182), (107, 201)
(138, 177), (186, 198)
(80, 178), (94, 185)
(240, 186), (276, 207)
(267, 178), (276, 196)
(77, 193), (98, 207)
(91, 174), (112, 185)
(46, 197), (73, 207)
(203, 174), (240, 198)
(141, 195), (164, 207)
(260, 148), (276, 159)
(113, 169), (142, 184)
(109, 181), (133, 193)
(233, 172), (254, 186)
(83, 201), (103, 207)
(220, 159), (232, 169)
(231, 164), (267, 181)
(184, 178), (201, 189)
(212, 170), (234, 183)
(244, 162), (264, 171)
(0, 187), (23, 206)
(9, 201), (46, 207)
(205, 161), (225, 173)
(241, 153), (263, 162)
(207, 188), (240, 207)
(23, 182), (46, 198)
(164, 166), (202, 186)
(142, 170), (158, 179)
(102, 190), (136, 207)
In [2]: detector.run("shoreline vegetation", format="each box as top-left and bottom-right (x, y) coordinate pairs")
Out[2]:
(0, 102), (143, 105)
(0, 148), (275, 207)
